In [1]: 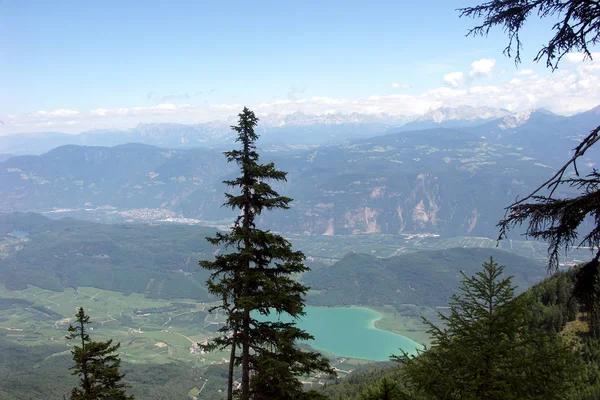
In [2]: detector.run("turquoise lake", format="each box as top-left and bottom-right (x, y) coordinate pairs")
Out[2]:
(262, 306), (422, 361)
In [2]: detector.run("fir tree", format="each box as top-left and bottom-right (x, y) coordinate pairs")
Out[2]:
(359, 377), (408, 400)
(461, 0), (600, 332)
(66, 307), (132, 400)
(199, 107), (334, 400)
(395, 258), (580, 399)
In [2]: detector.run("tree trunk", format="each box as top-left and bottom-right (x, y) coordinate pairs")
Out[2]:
(241, 310), (250, 400)
(80, 318), (90, 396)
(227, 332), (237, 400)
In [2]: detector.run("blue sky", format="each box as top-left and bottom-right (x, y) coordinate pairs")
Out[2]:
(1, 0), (599, 133)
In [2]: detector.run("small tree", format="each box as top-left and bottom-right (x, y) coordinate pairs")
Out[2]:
(67, 307), (132, 400)
(199, 107), (334, 400)
(395, 258), (579, 399)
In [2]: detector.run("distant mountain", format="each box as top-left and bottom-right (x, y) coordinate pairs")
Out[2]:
(464, 108), (600, 166)
(4, 105), (596, 155)
(0, 106), (598, 237)
(0, 154), (13, 162)
(0, 144), (233, 218)
(304, 248), (544, 308)
(398, 106), (510, 131)
(0, 113), (407, 154)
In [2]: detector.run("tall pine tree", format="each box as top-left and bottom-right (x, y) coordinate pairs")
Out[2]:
(66, 307), (133, 400)
(199, 107), (334, 400)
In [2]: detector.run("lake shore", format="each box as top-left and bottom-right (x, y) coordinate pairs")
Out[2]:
(307, 304), (432, 347)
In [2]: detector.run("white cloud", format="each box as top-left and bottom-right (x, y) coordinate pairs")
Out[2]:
(36, 109), (80, 118)
(565, 53), (586, 63)
(90, 108), (109, 117)
(516, 69), (534, 76)
(391, 82), (409, 89)
(565, 52), (600, 64)
(469, 58), (496, 77)
(443, 72), (464, 88)
(4, 55), (600, 135)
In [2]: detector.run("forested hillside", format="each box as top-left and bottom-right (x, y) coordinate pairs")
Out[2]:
(304, 248), (544, 307)
(0, 213), (545, 308)
(0, 213), (217, 300)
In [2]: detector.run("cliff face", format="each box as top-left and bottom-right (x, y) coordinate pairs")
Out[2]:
(262, 170), (509, 237)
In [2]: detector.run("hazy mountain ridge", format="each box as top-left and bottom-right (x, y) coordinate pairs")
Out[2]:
(0, 108), (598, 237)
(2, 105), (589, 155)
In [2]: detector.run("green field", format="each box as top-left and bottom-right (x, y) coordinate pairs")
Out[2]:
(371, 305), (437, 346)
(0, 284), (230, 365)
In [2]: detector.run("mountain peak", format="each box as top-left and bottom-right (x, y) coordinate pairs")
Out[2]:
(497, 108), (564, 129)
(582, 104), (600, 115)
(417, 106), (510, 124)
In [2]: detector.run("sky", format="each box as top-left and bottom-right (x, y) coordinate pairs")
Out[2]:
(1, 0), (599, 134)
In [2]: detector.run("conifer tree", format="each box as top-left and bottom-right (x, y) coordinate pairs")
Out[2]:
(200, 107), (334, 400)
(359, 377), (408, 400)
(461, 0), (600, 323)
(395, 258), (579, 399)
(67, 307), (133, 400)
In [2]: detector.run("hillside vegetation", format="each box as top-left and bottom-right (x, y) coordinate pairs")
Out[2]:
(305, 248), (544, 307)
(0, 213), (217, 300)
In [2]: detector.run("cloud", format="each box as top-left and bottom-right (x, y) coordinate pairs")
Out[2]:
(36, 109), (80, 118)
(565, 51), (600, 64)
(90, 108), (109, 117)
(5, 55), (600, 135)
(391, 82), (409, 89)
(516, 69), (534, 76)
(443, 72), (464, 88)
(469, 58), (496, 77)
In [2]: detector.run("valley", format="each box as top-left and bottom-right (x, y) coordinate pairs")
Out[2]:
(0, 212), (566, 360)
(1, 107), (598, 399)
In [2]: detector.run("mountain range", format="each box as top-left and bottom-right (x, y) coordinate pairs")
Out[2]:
(0, 105), (547, 155)
(0, 106), (598, 238)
